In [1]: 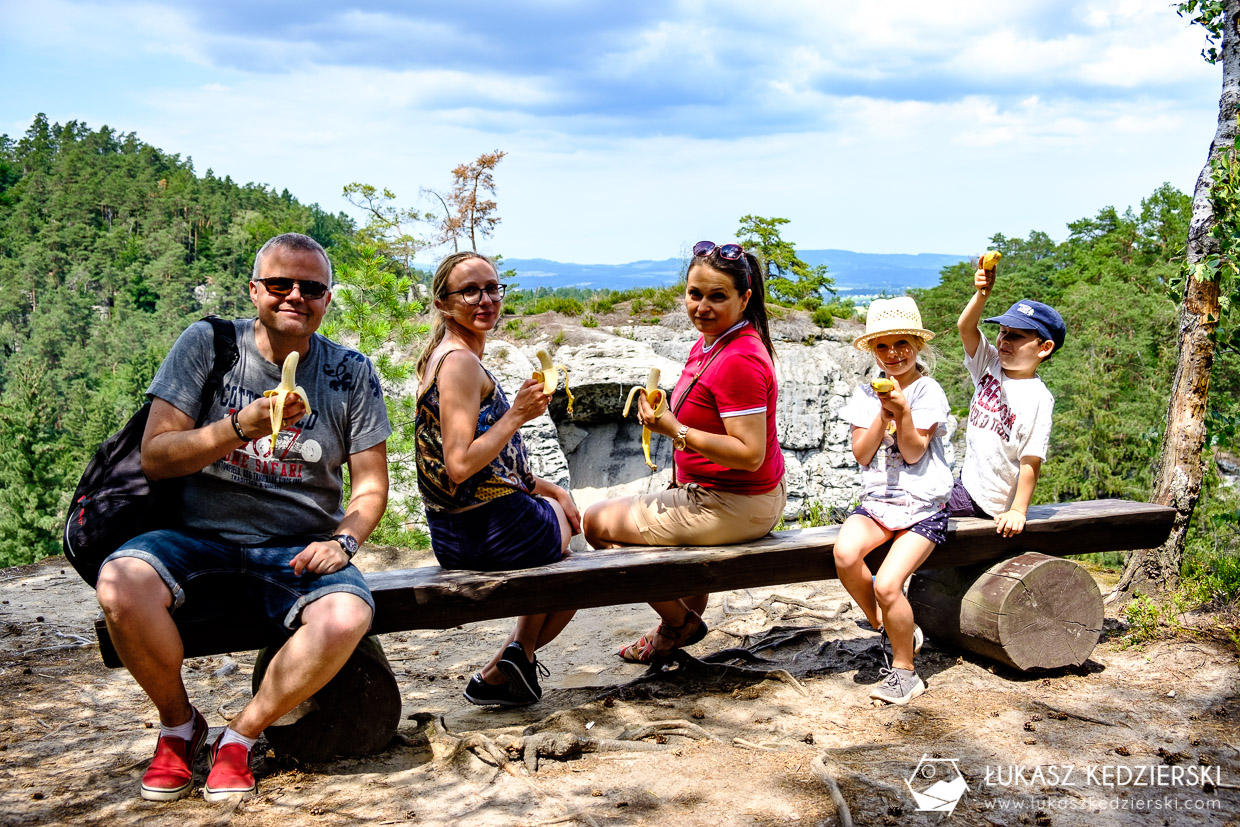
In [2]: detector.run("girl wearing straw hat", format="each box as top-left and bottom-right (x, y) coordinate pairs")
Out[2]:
(835, 296), (953, 705)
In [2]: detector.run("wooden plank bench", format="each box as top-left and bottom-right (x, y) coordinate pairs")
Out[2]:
(93, 498), (1175, 758)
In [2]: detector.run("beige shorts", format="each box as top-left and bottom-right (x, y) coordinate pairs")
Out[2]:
(629, 478), (787, 547)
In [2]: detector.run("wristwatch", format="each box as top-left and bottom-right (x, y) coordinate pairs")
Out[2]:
(674, 425), (690, 451)
(330, 534), (359, 560)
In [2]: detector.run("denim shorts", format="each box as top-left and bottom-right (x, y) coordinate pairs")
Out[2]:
(428, 492), (562, 572)
(852, 505), (950, 546)
(104, 529), (374, 633)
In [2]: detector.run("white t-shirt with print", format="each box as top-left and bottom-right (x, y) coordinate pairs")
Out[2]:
(838, 375), (953, 530)
(960, 335), (1055, 517)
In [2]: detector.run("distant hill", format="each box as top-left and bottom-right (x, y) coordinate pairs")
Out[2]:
(496, 250), (969, 296)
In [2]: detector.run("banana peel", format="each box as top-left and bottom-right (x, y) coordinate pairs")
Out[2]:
(623, 368), (666, 471)
(532, 348), (575, 415)
(263, 351), (312, 450)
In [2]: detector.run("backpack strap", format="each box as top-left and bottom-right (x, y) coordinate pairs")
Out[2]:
(196, 316), (240, 427)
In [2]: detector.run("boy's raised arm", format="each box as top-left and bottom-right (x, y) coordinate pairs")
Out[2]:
(957, 265), (994, 359)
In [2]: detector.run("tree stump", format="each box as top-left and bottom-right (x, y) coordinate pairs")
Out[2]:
(908, 552), (1103, 671)
(253, 635), (400, 761)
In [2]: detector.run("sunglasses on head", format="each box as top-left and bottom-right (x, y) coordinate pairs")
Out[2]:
(692, 241), (750, 287)
(256, 277), (330, 299)
(693, 241), (744, 260)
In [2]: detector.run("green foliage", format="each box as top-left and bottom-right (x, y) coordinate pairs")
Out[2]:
(503, 318), (533, 339)
(798, 500), (829, 528)
(581, 313), (598, 328)
(913, 184), (1194, 506)
(341, 183), (428, 284)
(736, 214), (838, 310)
(1177, 1), (1227, 63)
(0, 115), (355, 566)
(320, 247), (430, 549)
(0, 364), (65, 564)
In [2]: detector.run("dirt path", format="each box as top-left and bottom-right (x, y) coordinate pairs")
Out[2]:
(1, 554), (1237, 827)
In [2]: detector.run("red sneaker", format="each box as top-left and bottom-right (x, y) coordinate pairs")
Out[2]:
(203, 734), (257, 802)
(139, 708), (208, 801)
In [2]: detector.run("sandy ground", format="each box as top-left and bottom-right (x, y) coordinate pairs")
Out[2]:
(1, 551), (1237, 827)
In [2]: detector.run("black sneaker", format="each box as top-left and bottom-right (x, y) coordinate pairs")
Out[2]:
(463, 672), (533, 707)
(496, 643), (549, 704)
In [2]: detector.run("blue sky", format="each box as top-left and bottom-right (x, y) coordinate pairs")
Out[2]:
(0, 1), (1221, 264)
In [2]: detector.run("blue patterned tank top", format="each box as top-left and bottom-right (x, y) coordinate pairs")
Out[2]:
(415, 351), (536, 513)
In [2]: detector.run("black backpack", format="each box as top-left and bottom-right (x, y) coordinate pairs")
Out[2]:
(63, 316), (239, 587)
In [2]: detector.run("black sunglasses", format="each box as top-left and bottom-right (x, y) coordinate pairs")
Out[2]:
(692, 241), (750, 287)
(256, 277), (330, 299)
(443, 283), (507, 305)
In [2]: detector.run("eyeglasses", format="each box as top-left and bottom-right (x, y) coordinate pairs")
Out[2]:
(692, 241), (749, 287)
(255, 278), (330, 299)
(444, 283), (507, 305)
(693, 241), (745, 260)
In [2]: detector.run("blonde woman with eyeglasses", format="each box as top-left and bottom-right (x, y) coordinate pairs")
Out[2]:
(414, 251), (580, 708)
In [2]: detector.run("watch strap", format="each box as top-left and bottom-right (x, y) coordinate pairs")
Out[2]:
(330, 534), (359, 559)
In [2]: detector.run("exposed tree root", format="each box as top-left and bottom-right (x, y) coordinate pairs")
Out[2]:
(810, 754), (855, 827)
(1031, 700), (1117, 727)
(618, 719), (724, 743)
(596, 650), (807, 701)
(496, 730), (668, 772)
(410, 711), (720, 774)
(526, 811), (601, 827)
(722, 593), (851, 622)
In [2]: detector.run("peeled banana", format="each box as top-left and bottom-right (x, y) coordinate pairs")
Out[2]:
(979, 251), (1002, 271)
(623, 368), (666, 471)
(264, 351), (312, 450)
(532, 349), (575, 415)
(871, 378), (897, 434)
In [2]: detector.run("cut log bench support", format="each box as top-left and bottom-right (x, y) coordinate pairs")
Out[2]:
(909, 552), (1105, 671)
(93, 499), (1174, 760)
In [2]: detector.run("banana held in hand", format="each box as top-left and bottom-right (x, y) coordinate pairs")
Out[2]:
(622, 367), (666, 471)
(979, 250), (1002, 271)
(263, 351), (312, 450)
(871, 378), (898, 434)
(532, 349), (575, 415)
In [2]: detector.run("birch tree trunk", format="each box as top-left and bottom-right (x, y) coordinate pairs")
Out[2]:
(1113, 1), (1239, 600)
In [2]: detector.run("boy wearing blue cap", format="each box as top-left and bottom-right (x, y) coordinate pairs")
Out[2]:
(951, 262), (1066, 536)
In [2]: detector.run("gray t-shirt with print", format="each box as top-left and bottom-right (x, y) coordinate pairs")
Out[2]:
(147, 318), (392, 545)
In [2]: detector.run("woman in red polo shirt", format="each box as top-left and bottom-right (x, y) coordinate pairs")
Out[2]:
(583, 241), (786, 663)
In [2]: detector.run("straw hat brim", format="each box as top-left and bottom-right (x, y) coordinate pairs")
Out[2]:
(852, 327), (936, 350)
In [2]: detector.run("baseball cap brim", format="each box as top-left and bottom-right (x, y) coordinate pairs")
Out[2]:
(982, 311), (1051, 340)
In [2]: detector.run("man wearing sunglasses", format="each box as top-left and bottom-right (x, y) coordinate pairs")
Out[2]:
(96, 232), (392, 802)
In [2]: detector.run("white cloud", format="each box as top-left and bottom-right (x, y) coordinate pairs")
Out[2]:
(0, 0), (1222, 263)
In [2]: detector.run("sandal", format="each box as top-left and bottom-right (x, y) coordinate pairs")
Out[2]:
(618, 632), (656, 663)
(650, 610), (708, 661)
(618, 613), (709, 664)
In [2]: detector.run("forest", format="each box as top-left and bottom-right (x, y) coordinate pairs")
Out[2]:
(1, 115), (1237, 619)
